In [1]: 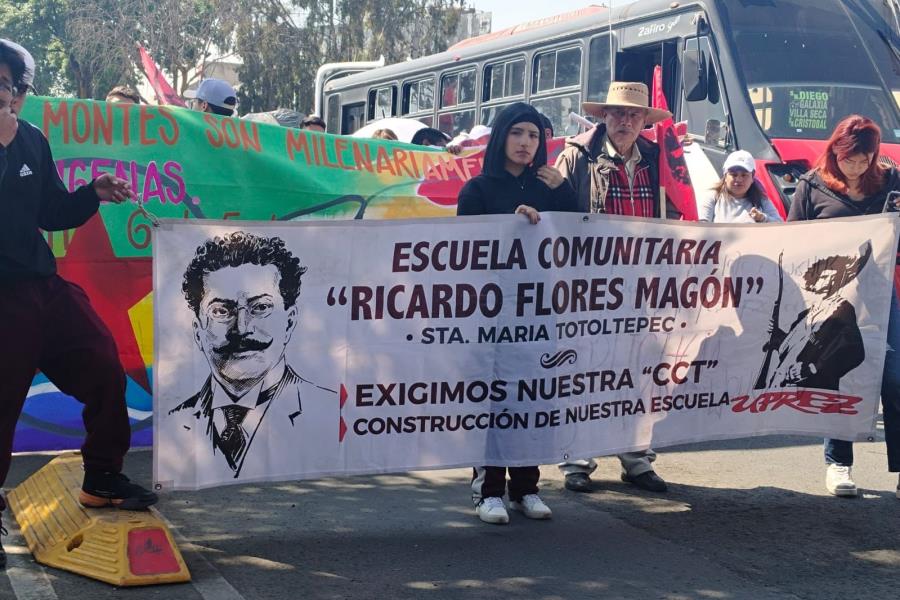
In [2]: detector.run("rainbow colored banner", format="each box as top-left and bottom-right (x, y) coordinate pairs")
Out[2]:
(16, 97), (485, 452)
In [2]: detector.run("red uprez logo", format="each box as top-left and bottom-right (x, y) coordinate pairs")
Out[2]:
(731, 390), (862, 415)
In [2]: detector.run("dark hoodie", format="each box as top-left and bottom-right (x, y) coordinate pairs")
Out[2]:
(456, 103), (577, 216)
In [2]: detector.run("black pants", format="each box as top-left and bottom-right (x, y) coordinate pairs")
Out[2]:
(0, 276), (130, 486)
(471, 466), (539, 503)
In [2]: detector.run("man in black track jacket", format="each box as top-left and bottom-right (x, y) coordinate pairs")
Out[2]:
(0, 39), (158, 568)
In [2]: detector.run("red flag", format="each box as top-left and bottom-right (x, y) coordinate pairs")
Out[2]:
(138, 46), (186, 107)
(651, 65), (698, 220)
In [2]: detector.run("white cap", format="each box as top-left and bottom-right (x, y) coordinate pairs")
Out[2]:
(0, 39), (35, 89)
(723, 150), (756, 174)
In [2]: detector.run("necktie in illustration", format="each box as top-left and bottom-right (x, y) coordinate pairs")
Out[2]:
(218, 404), (251, 470)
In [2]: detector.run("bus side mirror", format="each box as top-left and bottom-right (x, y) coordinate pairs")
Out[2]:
(683, 48), (709, 102)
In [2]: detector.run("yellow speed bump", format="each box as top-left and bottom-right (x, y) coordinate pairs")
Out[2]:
(7, 452), (190, 586)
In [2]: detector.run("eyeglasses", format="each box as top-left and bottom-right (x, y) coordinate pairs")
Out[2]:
(0, 81), (19, 96)
(206, 299), (275, 324)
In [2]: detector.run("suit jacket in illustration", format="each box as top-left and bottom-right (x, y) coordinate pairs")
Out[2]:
(169, 364), (336, 479)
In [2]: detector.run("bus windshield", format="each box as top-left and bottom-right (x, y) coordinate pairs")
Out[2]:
(725, 0), (900, 142)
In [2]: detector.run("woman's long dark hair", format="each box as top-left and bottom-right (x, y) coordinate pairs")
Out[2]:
(712, 176), (766, 209)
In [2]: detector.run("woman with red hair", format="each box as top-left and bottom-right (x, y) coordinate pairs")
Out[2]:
(788, 114), (900, 499)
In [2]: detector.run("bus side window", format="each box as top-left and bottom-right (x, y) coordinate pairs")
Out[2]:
(481, 58), (526, 127)
(682, 37), (728, 145)
(420, 79), (435, 110)
(459, 70), (476, 104)
(531, 95), (580, 135)
(586, 34), (612, 102)
(438, 110), (475, 137)
(481, 104), (512, 127)
(531, 45), (583, 135)
(406, 83), (418, 114)
(367, 85), (396, 120)
(403, 77), (435, 127)
(439, 68), (476, 136)
(442, 74), (458, 107)
(326, 94), (340, 133)
(342, 103), (365, 135)
(533, 47), (582, 94)
(483, 58), (525, 102)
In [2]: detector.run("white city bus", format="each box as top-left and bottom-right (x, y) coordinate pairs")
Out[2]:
(320, 0), (900, 211)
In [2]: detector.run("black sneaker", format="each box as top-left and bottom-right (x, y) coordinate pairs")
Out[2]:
(621, 470), (668, 493)
(80, 471), (158, 511)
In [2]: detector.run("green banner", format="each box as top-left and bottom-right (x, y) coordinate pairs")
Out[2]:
(16, 97), (474, 452)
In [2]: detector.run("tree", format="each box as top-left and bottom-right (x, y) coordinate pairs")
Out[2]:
(233, 1), (317, 113)
(0, 0), (466, 106)
(235, 0), (467, 114)
(66, 0), (241, 97)
(0, 0), (239, 99)
(123, 0), (241, 95)
(0, 0), (79, 96)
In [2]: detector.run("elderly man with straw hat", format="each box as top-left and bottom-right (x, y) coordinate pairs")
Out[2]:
(555, 81), (683, 495)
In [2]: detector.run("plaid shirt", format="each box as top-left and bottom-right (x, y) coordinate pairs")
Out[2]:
(604, 160), (656, 217)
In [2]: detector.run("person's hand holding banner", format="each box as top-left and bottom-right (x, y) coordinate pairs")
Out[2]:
(93, 174), (136, 204)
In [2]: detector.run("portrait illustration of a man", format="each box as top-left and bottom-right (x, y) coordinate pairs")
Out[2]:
(761, 244), (870, 391)
(169, 231), (335, 478)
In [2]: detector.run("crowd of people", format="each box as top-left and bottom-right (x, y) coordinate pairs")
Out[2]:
(0, 33), (896, 565)
(457, 86), (900, 523)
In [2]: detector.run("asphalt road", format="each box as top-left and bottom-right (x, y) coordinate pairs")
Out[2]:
(0, 429), (897, 600)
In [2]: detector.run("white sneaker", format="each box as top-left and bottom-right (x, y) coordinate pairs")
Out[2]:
(475, 497), (509, 524)
(509, 494), (552, 519)
(825, 464), (858, 497)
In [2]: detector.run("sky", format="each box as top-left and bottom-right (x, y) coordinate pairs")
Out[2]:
(469, 0), (635, 31)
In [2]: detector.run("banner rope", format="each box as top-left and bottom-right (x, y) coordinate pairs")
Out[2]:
(135, 195), (161, 227)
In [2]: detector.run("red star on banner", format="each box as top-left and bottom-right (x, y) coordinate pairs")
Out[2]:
(55, 214), (153, 391)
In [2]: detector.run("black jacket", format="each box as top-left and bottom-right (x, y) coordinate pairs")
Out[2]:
(0, 119), (100, 282)
(456, 170), (578, 216)
(457, 102), (577, 216)
(788, 168), (900, 221)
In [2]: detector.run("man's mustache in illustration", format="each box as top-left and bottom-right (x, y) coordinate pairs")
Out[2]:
(214, 333), (273, 355)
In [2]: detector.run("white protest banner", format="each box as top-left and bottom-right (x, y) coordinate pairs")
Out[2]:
(153, 213), (899, 491)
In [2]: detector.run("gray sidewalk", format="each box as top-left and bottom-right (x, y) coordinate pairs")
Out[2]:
(0, 433), (897, 600)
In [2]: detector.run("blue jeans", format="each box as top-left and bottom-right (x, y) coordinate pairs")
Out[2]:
(824, 290), (900, 472)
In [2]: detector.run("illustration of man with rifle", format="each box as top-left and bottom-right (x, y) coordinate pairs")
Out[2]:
(756, 243), (871, 391)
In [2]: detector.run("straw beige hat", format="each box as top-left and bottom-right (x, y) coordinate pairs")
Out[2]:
(582, 82), (671, 124)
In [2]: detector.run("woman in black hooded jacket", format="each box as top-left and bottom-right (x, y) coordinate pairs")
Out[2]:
(457, 102), (577, 221)
(457, 102), (577, 525)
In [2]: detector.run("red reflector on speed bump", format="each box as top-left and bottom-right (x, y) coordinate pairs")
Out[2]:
(128, 528), (181, 576)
